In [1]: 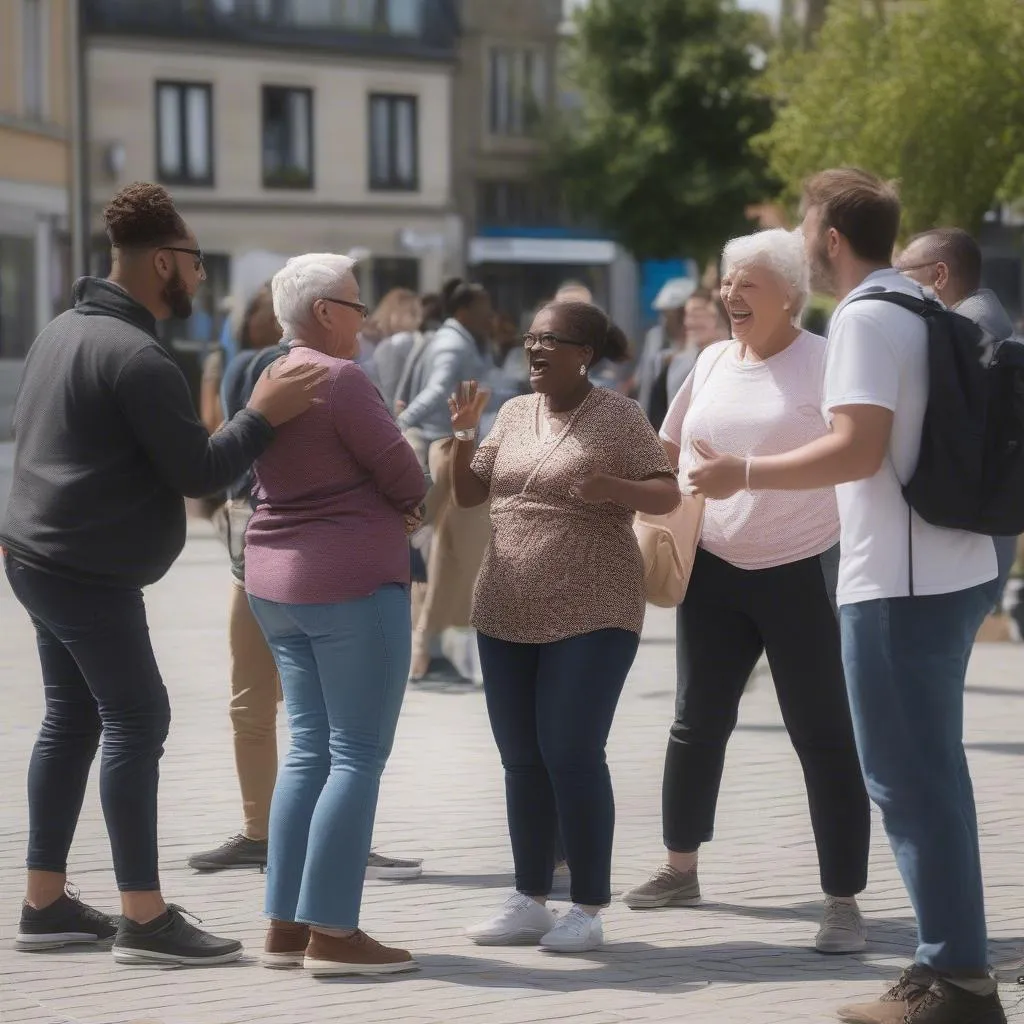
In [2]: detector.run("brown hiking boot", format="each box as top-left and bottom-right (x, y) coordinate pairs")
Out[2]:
(904, 978), (1006, 1024)
(261, 920), (310, 969)
(837, 964), (936, 1023)
(303, 928), (418, 977)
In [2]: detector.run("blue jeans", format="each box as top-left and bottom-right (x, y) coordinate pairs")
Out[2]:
(840, 581), (996, 973)
(249, 584), (410, 930)
(477, 628), (640, 907)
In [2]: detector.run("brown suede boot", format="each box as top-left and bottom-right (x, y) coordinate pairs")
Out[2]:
(261, 920), (310, 969)
(837, 964), (936, 1023)
(303, 928), (418, 977)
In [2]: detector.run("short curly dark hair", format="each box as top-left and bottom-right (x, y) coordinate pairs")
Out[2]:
(104, 181), (188, 248)
(545, 300), (631, 366)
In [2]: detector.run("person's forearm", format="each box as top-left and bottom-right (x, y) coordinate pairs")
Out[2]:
(603, 475), (680, 515)
(451, 439), (489, 508)
(748, 432), (879, 491)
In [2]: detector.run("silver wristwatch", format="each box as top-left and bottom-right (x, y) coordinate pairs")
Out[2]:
(454, 428), (477, 442)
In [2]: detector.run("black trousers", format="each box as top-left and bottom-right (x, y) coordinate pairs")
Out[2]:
(5, 554), (171, 892)
(663, 545), (870, 898)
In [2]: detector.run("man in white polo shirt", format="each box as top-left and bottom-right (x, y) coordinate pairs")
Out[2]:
(688, 168), (1002, 1024)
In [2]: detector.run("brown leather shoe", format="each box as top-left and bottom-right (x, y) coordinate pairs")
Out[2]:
(303, 928), (418, 977)
(837, 964), (935, 1023)
(261, 920), (310, 969)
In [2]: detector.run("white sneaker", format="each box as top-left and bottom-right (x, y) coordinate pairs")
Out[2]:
(540, 906), (603, 953)
(466, 893), (556, 946)
(815, 895), (867, 954)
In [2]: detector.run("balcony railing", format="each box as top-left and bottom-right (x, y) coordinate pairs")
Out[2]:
(84, 0), (459, 59)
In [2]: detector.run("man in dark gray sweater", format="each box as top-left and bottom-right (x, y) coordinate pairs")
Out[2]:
(1, 182), (325, 966)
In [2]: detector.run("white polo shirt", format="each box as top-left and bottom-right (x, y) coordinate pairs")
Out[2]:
(823, 269), (997, 606)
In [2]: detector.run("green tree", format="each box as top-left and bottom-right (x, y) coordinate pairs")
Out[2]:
(756, 0), (1024, 236)
(548, 0), (775, 263)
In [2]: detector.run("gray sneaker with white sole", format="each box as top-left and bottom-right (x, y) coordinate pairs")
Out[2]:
(623, 865), (701, 910)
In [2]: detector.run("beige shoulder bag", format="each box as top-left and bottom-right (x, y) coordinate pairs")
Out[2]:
(634, 343), (732, 608)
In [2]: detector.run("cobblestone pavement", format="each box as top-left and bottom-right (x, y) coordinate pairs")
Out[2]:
(1, 522), (1023, 1023)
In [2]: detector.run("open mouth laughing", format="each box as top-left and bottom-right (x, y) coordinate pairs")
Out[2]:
(529, 355), (550, 379)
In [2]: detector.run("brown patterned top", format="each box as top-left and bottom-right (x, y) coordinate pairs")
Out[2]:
(470, 387), (674, 644)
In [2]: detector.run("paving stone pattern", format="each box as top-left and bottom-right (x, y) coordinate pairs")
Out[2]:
(1, 525), (1023, 1023)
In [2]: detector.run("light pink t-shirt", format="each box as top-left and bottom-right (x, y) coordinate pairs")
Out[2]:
(660, 332), (839, 570)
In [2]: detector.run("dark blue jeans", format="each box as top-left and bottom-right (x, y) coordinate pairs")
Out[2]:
(477, 628), (640, 907)
(5, 553), (171, 892)
(840, 581), (996, 973)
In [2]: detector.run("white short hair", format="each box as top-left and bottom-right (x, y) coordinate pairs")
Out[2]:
(271, 253), (357, 339)
(721, 228), (809, 323)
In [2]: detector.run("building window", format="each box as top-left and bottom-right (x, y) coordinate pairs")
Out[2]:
(369, 94), (418, 192)
(263, 86), (314, 189)
(22, 0), (46, 120)
(156, 82), (214, 186)
(477, 180), (561, 227)
(244, 0), (423, 32)
(385, 0), (423, 34)
(488, 48), (547, 137)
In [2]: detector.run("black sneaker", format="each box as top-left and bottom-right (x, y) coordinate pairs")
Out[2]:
(15, 884), (118, 951)
(906, 978), (1006, 1024)
(187, 834), (267, 872)
(112, 905), (243, 966)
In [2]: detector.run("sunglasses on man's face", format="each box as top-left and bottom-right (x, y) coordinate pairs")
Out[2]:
(161, 246), (205, 272)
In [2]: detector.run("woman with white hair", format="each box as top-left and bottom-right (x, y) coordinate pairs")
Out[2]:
(243, 253), (428, 976)
(623, 229), (871, 955)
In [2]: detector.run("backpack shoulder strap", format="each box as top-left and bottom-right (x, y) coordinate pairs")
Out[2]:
(846, 288), (934, 317)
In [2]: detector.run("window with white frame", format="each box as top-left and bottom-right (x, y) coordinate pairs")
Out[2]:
(22, 0), (46, 120)
(369, 94), (419, 192)
(156, 82), (214, 186)
(488, 47), (548, 137)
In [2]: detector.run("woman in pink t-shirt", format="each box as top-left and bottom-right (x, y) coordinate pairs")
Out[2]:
(623, 229), (871, 955)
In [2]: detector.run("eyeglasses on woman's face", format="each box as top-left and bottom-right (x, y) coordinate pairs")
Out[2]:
(522, 332), (589, 351)
(319, 297), (368, 320)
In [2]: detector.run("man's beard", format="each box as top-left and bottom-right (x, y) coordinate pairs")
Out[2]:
(808, 232), (838, 297)
(163, 268), (194, 319)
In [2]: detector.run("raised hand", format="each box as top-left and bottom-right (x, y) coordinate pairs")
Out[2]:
(448, 380), (491, 434)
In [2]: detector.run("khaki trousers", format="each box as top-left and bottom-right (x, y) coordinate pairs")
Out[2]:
(228, 580), (280, 841)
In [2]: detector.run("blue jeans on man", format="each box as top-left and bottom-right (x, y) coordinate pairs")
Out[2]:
(840, 581), (997, 973)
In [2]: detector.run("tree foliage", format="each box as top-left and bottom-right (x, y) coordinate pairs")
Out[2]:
(756, 0), (1024, 236)
(547, 0), (774, 263)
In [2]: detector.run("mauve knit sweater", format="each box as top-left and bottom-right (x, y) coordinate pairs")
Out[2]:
(243, 346), (427, 606)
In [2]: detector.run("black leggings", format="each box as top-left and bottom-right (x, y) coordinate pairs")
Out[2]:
(663, 545), (870, 898)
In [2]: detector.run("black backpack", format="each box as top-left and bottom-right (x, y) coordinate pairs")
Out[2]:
(848, 289), (1024, 536)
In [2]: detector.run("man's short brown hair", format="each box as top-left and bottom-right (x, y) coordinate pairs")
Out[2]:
(802, 168), (901, 264)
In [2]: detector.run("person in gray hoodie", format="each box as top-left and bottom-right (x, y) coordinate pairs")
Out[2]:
(897, 227), (1019, 596)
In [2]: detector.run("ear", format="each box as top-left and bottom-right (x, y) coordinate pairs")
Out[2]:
(934, 262), (950, 290)
(827, 227), (842, 257)
(153, 249), (173, 280)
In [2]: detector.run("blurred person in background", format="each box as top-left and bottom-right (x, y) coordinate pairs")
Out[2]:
(245, 253), (427, 976)
(367, 288), (424, 411)
(646, 288), (729, 431)
(896, 227), (1020, 605)
(396, 279), (495, 681)
(633, 279), (695, 414)
(190, 284), (428, 883)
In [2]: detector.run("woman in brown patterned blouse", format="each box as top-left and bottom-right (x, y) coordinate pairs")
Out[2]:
(450, 300), (679, 953)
